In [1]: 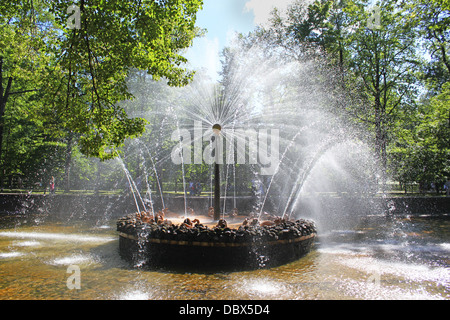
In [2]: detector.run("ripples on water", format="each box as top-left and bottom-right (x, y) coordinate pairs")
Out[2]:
(0, 214), (448, 300)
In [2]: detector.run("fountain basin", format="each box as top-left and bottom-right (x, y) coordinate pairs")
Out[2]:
(117, 216), (316, 270)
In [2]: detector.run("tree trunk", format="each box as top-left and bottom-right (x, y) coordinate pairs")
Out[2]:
(374, 94), (387, 191)
(0, 57), (13, 169)
(373, 44), (387, 191)
(63, 133), (74, 192)
(95, 159), (101, 195)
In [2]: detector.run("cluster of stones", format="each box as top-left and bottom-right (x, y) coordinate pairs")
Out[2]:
(116, 214), (316, 244)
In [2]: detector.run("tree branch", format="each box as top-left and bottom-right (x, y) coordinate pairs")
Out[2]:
(9, 89), (39, 95)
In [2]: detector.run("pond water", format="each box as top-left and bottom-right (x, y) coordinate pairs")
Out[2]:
(0, 213), (448, 300)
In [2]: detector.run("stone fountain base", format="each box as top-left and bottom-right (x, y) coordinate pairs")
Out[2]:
(117, 214), (316, 271)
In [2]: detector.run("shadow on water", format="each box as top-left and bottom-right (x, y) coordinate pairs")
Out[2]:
(114, 249), (320, 275)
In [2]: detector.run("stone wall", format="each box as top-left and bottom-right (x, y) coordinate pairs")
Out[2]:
(1, 193), (449, 217)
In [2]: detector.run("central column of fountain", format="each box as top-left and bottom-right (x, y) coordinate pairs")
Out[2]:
(212, 124), (222, 221)
(214, 162), (220, 221)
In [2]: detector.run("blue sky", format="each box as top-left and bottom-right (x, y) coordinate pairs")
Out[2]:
(184, 0), (296, 80)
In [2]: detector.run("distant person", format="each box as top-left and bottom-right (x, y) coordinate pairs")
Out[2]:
(49, 176), (55, 194)
(445, 178), (450, 196)
(195, 182), (202, 196)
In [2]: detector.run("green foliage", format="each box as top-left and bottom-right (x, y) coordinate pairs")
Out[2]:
(1, 0), (449, 191)
(42, 0), (203, 159)
(0, 0), (203, 188)
(389, 82), (450, 186)
(1, 0), (203, 162)
(402, 0), (450, 93)
(240, 0), (448, 187)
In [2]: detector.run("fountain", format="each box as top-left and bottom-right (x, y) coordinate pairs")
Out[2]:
(114, 44), (364, 270)
(117, 122), (317, 270)
(0, 42), (449, 300)
(117, 214), (316, 270)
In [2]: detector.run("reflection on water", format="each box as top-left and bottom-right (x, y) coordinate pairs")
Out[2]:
(0, 213), (448, 300)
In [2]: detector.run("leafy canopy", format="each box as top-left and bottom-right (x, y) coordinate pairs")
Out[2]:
(1, 0), (203, 160)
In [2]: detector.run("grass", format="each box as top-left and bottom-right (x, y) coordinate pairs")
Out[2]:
(0, 189), (123, 196)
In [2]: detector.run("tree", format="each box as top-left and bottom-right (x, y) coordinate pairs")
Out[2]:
(255, 0), (420, 185)
(0, 1), (53, 170)
(403, 0), (450, 94)
(263, 0), (351, 72)
(388, 0), (450, 190)
(389, 81), (450, 191)
(342, 0), (420, 185)
(47, 0), (203, 159)
(0, 0), (203, 191)
(1, 0), (203, 163)
(0, 1), (60, 189)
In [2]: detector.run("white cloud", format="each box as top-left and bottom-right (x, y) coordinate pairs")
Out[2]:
(244, 0), (295, 26)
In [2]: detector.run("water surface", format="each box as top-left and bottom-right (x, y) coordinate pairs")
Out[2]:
(0, 213), (448, 300)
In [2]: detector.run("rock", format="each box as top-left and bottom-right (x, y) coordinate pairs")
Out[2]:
(117, 213), (316, 244)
